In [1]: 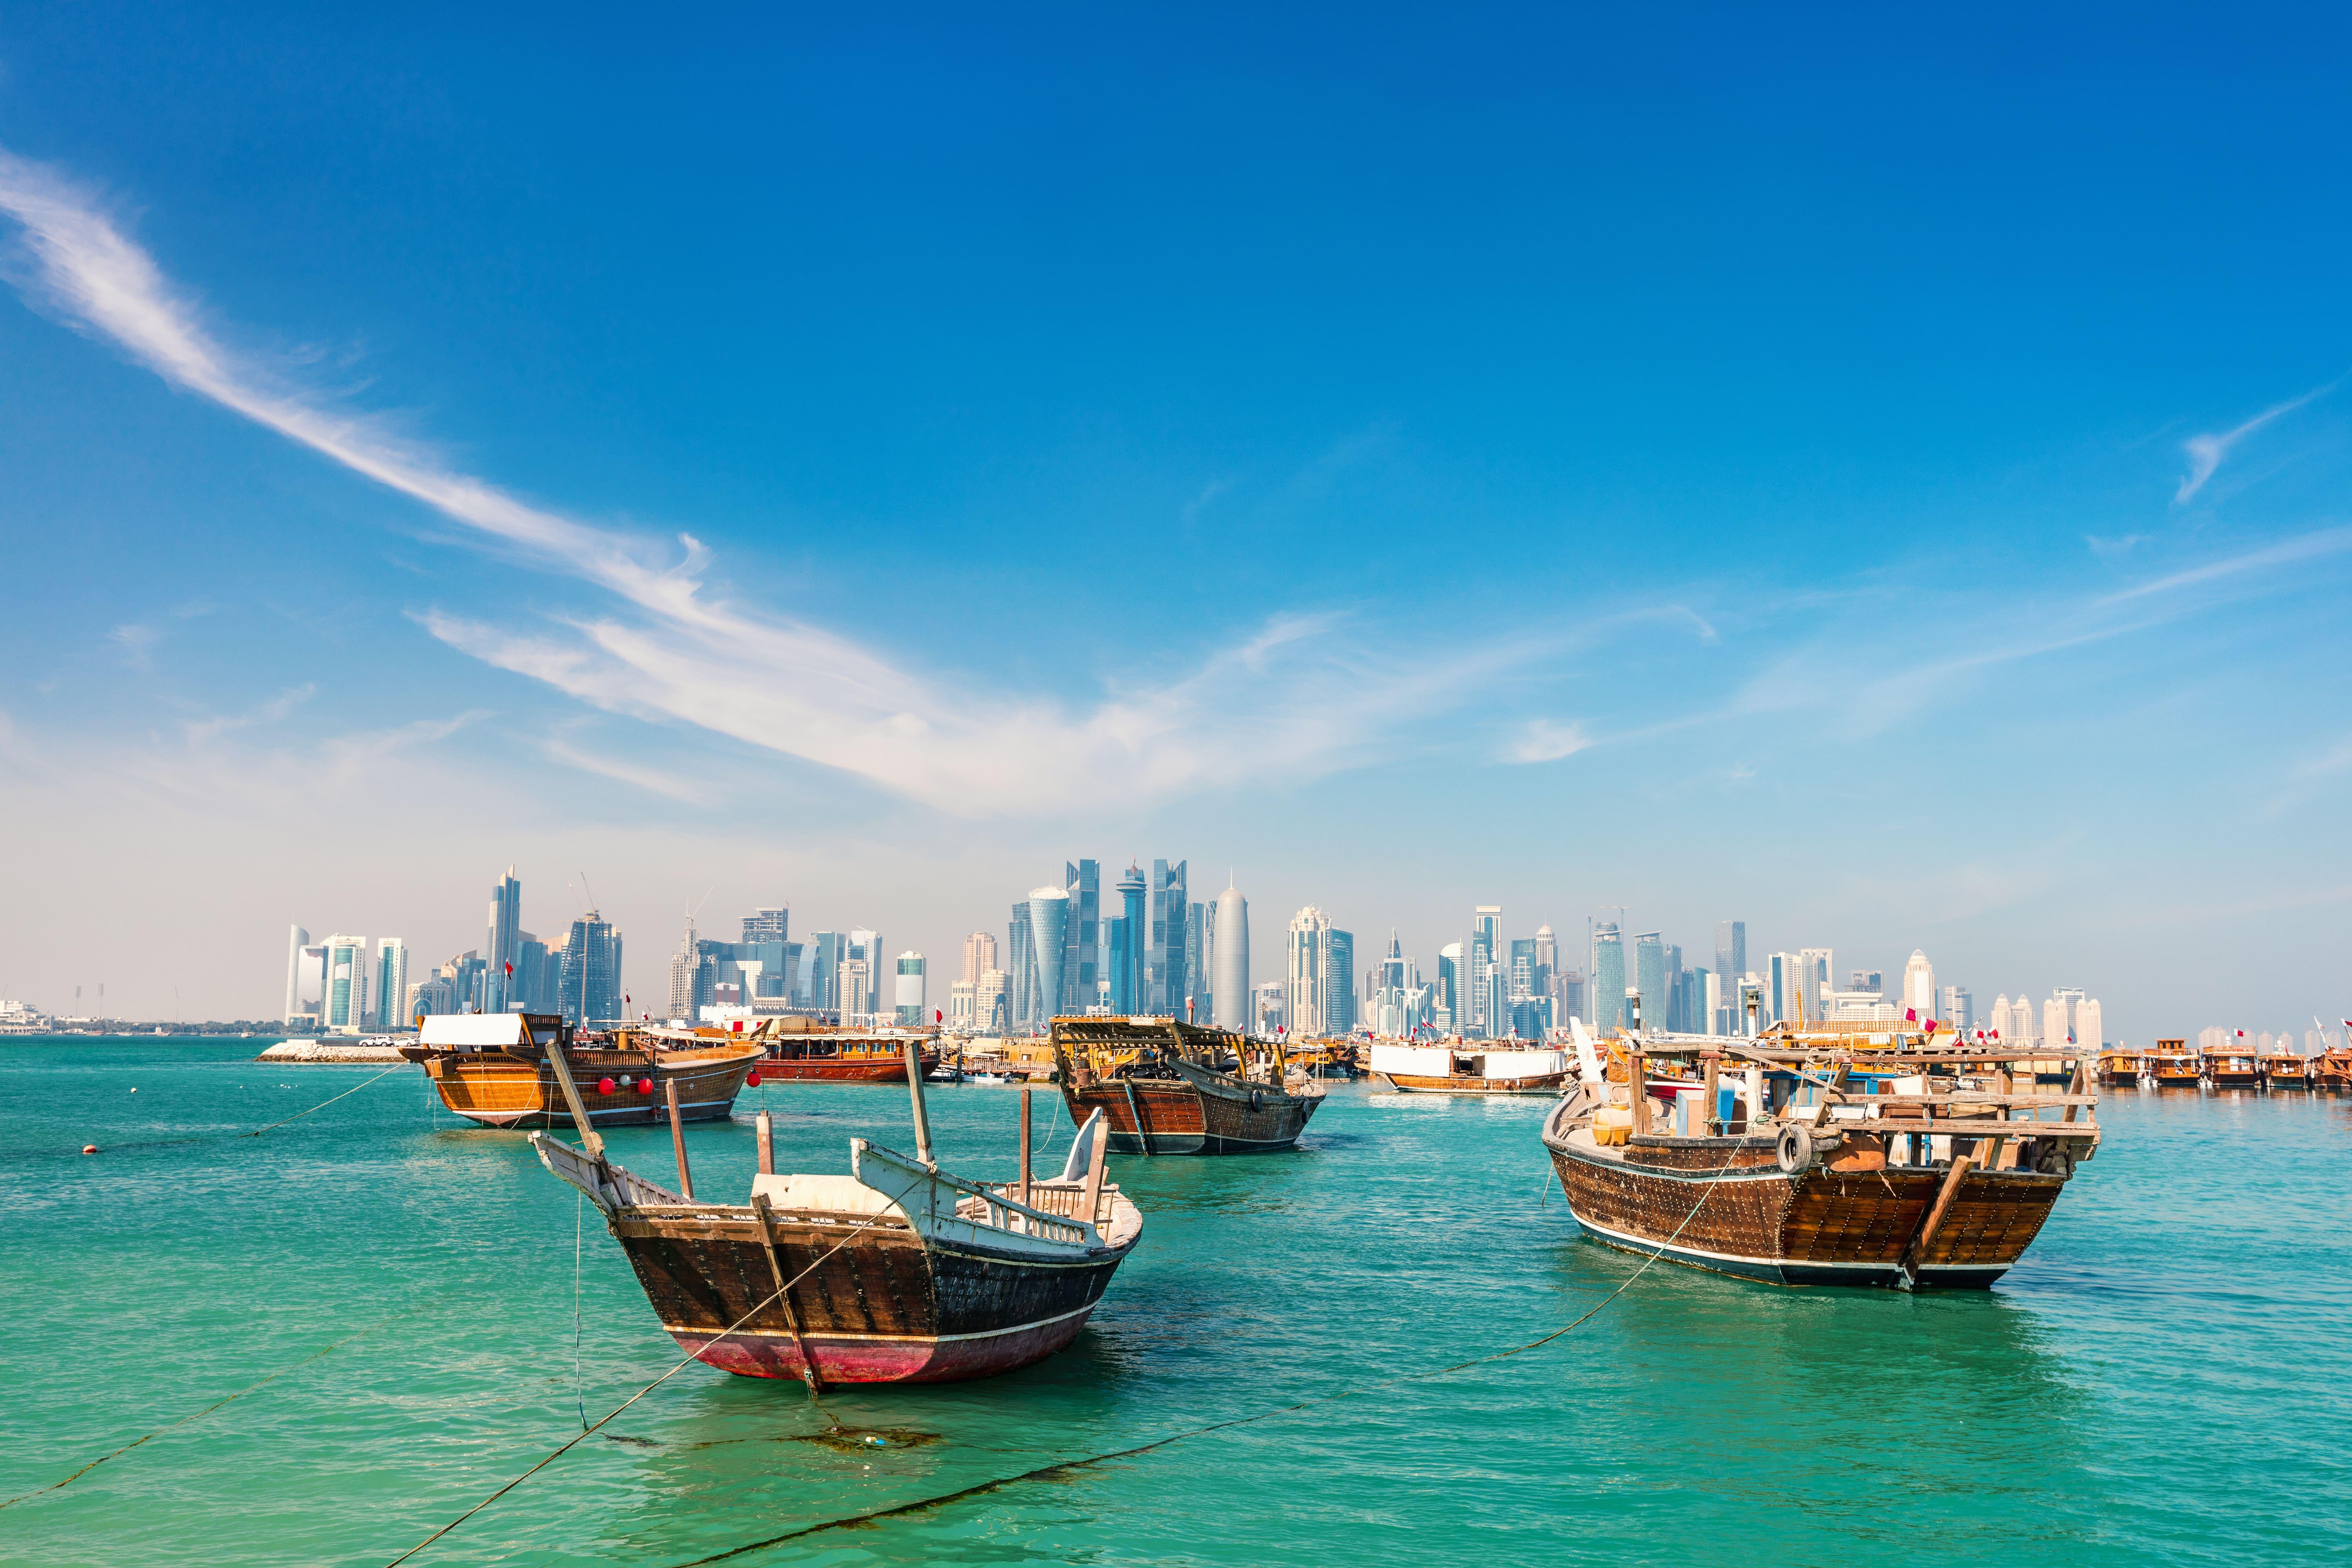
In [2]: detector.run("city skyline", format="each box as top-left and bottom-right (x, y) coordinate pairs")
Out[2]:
(4, 12), (2350, 1038)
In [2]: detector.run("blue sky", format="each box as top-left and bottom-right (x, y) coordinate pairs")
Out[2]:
(3, 4), (2350, 1034)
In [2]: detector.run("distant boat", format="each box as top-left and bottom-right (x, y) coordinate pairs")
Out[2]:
(401, 1013), (761, 1129)
(1369, 1038), (1573, 1095)
(2262, 1050), (2314, 1089)
(680, 1018), (943, 1082)
(2096, 1045), (2146, 1087)
(530, 1054), (1142, 1386)
(2149, 1040), (2201, 1087)
(1052, 1016), (1323, 1155)
(2205, 1042), (2261, 1089)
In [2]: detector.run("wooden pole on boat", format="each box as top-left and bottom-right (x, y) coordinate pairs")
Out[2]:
(665, 1078), (695, 1201)
(1700, 1051), (1722, 1136)
(1627, 1048), (1649, 1136)
(1902, 1154), (1974, 1278)
(541, 1029), (606, 1161)
(1017, 1088), (1033, 1207)
(750, 1192), (824, 1395)
(756, 1107), (775, 1176)
(1079, 1113), (1109, 1235)
(902, 1040), (935, 1167)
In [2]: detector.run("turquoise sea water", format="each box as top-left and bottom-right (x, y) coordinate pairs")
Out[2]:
(4, 1037), (2348, 1566)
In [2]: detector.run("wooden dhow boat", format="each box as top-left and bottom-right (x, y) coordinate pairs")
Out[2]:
(2096, 1044), (2146, 1087)
(400, 1013), (763, 1129)
(1542, 1022), (2100, 1290)
(1368, 1038), (1573, 1094)
(1053, 1016), (1324, 1155)
(2149, 1040), (2201, 1087)
(2317, 1042), (2352, 1092)
(720, 1017), (942, 1081)
(2205, 1042), (2261, 1088)
(532, 1042), (1142, 1386)
(2261, 1050), (2314, 1089)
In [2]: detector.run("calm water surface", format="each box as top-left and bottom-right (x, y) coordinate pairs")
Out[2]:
(4, 1038), (2347, 1565)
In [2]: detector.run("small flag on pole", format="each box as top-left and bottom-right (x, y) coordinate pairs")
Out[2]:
(1905, 1007), (1917, 1022)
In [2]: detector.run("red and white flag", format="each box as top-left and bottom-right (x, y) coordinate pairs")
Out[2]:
(1905, 1007), (1917, 1022)
(2236, 1029), (2247, 1038)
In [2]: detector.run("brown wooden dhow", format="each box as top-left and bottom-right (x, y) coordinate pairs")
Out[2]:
(399, 1013), (762, 1129)
(2261, 1051), (2314, 1089)
(2148, 1040), (2201, 1087)
(2204, 1043), (2261, 1088)
(1543, 1024), (2099, 1290)
(531, 1044), (1142, 1386)
(1052, 1016), (1324, 1155)
(2096, 1045), (2145, 1087)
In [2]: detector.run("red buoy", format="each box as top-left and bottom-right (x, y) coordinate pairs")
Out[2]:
(637, 1078), (653, 1094)
(82, 1144), (98, 1154)
(598, 1077), (617, 1095)
(746, 1070), (762, 1087)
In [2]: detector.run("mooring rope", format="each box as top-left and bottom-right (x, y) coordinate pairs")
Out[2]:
(659, 1126), (1751, 1567)
(240, 1062), (410, 1137)
(0, 1303), (428, 1510)
(383, 1219), (882, 1568)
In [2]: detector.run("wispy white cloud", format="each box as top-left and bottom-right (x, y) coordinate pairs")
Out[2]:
(541, 734), (712, 805)
(182, 682), (315, 746)
(1504, 718), (1591, 764)
(0, 147), (1527, 818)
(2085, 533), (2147, 557)
(109, 623), (160, 668)
(2098, 525), (2352, 606)
(2175, 380), (2335, 503)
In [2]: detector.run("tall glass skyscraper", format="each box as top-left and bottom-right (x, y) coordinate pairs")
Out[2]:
(1633, 933), (1666, 1031)
(1027, 887), (1069, 1025)
(485, 867), (521, 1013)
(1591, 923), (1626, 1034)
(1213, 885), (1249, 1031)
(559, 909), (623, 1025)
(1007, 902), (1034, 1029)
(1062, 860), (1098, 1017)
(1327, 928), (1356, 1035)
(1148, 859), (1188, 1014)
(1436, 943), (1462, 1031)
(1113, 863), (1145, 1013)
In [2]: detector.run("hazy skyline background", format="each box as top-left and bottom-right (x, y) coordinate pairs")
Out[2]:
(4, 6), (2351, 1037)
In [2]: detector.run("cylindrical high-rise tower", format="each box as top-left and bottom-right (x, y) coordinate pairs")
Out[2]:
(1027, 887), (1070, 1024)
(1214, 886), (1249, 1032)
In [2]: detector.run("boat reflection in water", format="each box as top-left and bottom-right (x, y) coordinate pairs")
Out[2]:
(532, 1043), (1143, 1387)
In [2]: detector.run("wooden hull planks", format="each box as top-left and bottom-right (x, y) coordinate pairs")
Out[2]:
(425, 1046), (759, 1129)
(1061, 1065), (1321, 1154)
(1377, 1071), (1573, 1096)
(615, 1212), (1128, 1384)
(1543, 1121), (2069, 1290)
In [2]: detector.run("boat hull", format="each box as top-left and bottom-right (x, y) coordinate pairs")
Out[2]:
(1378, 1070), (1572, 1095)
(425, 1047), (759, 1129)
(1544, 1127), (2069, 1291)
(751, 1047), (938, 1083)
(1060, 1058), (1321, 1154)
(615, 1212), (1131, 1385)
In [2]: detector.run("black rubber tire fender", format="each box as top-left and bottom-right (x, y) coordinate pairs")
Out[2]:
(1777, 1123), (1813, 1174)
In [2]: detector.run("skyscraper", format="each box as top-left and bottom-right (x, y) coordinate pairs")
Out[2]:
(1902, 950), (1936, 1018)
(559, 908), (623, 1025)
(962, 931), (997, 985)
(1800, 947), (1834, 1021)
(283, 924), (311, 1025)
(666, 919), (702, 1021)
(895, 953), (926, 1027)
(1327, 928), (1356, 1035)
(949, 979), (976, 1029)
(485, 867), (521, 1013)
(1768, 953), (1806, 1026)
(975, 967), (1009, 1034)
(1591, 923), (1626, 1034)
(1214, 884), (1251, 1029)
(1940, 985), (1974, 1034)
(1436, 942), (1462, 1031)
(1062, 860), (1099, 1019)
(1114, 863), (1145, 1014)
(321, 933), (368, 1034)
(1028, 887), (1070, 1026)
(742, 907), (789, 944)
(1633, 933), (1666, 1033)
(1286, 905), (1333, 1037)
(1468, 906), (1502, 1037)
(1007, 902), (1034, 1029)
(1148, 859), (1188, 1014)
(1714, 921), (1745, 995)
(375, 938), (408, 1031)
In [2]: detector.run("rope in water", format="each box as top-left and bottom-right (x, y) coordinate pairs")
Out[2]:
(662, 1124), (1748, 1568)
(383, 1219), (883, 1568)
(240, 1062), (410, 1137)
(0, 1304), (428, 1510)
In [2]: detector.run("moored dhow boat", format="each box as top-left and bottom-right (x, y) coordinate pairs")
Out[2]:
(1053, 1016), (1324, 1155)
(2149, 1039), (2201, 1087)
(531, 1042), (1142, 1385)
(1542, 1022), (2100, 1290)
(2204, 1042), (2261, 1089)
(1369, 1038), (1573, 1094)
(400, 1013), (764, 1129)
(2096, 1044), (2146, 1087)
(2261, 1051), (2313, 1090)
(665, 1016), (942, 1082)
(2317, 1043), (2352, 1092)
